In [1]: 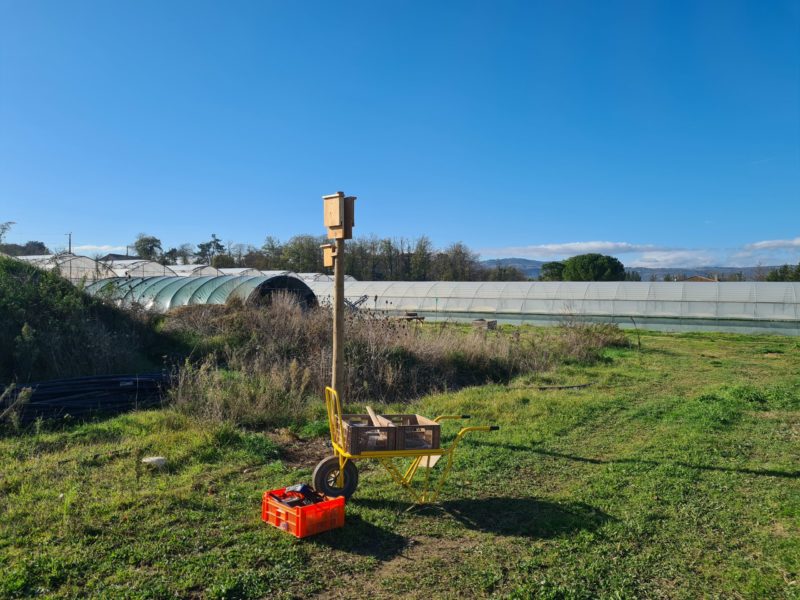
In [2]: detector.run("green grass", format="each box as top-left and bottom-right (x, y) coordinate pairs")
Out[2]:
(1, 330), (798, 599)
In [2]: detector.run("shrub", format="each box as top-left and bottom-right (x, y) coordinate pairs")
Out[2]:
(562, 254), (626, 281)
(163, 295), (629, 426)
(0, 257), (173, 383)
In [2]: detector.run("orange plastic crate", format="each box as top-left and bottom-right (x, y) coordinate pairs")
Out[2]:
(262, 488), (345, 538)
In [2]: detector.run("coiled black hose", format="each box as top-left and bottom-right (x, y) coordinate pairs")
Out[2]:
(1, 373), (171, 424)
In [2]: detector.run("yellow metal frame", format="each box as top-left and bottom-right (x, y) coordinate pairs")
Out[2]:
(324, 387), (496, 503)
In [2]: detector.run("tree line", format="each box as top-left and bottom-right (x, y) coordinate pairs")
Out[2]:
(133, 233), (528, 281)
(765, 263), (800, 282)
(136, 235), (642, 282)
(2, 222), (799, 282)
(0, 222), (50, 256)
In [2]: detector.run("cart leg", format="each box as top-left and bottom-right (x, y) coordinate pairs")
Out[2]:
(420, 457), (433, 502)
(379, 426), (499, 504)
(414, 426), (498, 503)
(402, 456), (424, 484)
(428, 449), (456, 503)
(379, 459), (423, 504)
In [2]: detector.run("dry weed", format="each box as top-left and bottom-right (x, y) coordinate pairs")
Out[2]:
(163, 296), (628, 426)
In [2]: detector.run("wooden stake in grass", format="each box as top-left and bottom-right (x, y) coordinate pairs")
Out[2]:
(333, 236), (345, 395)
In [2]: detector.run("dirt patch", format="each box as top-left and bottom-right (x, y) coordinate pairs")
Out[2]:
(762, 353), (783, 358)
(755, 411), (783, 419)
(751, 411), (799, 441)
(771, 521), (792, 538)
(267, 430), (332, 468)
(753, 411), (800, 421)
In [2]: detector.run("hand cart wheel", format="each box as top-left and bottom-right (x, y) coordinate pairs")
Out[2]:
(313, 456), (359, 499)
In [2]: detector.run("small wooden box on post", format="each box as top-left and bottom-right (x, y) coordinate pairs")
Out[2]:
(322, 191), (356, 396)
(323, 192), (355, 240)
(322, 244), (336, 268)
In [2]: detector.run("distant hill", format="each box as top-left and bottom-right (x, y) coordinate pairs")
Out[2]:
(481, 258), (778, 281)
(626, 266), (774, 281)
(482, 258), (546, 279)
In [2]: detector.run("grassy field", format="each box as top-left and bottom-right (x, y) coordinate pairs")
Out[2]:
(1, 329), (798, 599)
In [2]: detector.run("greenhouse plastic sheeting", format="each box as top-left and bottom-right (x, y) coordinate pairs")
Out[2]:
(104, 260), (177, 278)
(218, 268), (263, 277)
(82, 277), (800, 333)
(307, 281), (800, 326)
(169, 264), (222, 277)
(84, 275), (317, 312)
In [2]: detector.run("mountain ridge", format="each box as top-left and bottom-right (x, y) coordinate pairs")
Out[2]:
(481, 257), (782, 281)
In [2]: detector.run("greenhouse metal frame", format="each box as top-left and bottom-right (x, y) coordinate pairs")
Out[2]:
(14, 253), (116, 284)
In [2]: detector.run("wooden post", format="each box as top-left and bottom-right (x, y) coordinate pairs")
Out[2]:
(332, 236), (345, 393)
(322, 192), (356, 395)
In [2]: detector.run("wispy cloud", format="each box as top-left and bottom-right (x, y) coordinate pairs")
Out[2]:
(481, 235), (800, 268)
(480, 241), (667, 259)
(743, 237), (800, 251)
(628, 250), (718, 269)
(73, 244), (127, 253)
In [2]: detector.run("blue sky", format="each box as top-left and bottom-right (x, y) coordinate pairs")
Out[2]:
(1, 0), (798, 268)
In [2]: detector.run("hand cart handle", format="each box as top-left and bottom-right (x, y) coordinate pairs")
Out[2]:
(434, 414), (471, 422)
(455, 425), (500, 438)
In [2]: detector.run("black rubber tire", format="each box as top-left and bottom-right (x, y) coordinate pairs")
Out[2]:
(312, 456), (359, 499)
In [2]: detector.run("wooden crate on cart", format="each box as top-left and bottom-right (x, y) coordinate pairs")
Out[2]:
(338, 410), (440, 453)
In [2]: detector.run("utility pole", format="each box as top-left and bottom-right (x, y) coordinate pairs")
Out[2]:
(322, 191), (356, 393)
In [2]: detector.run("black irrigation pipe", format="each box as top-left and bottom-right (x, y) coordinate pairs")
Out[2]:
(1, 372), (171, 424)
(507, 382), (596, 391)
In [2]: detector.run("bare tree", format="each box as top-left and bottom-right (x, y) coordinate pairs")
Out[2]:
(0, 221), (15, 244)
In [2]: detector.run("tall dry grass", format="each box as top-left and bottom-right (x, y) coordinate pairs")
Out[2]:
(164, 294), (628, 427)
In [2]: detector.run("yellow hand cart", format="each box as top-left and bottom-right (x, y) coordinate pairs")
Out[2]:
(313, 387), (498, 504)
